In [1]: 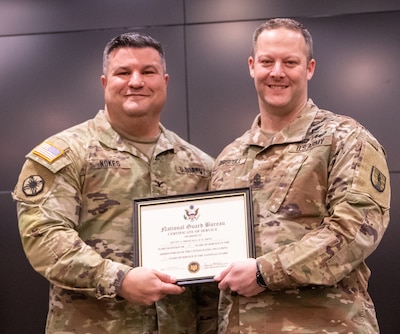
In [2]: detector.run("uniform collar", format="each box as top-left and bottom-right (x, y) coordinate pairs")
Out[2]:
(246, 99), (319, 147)
(94, 110), (175, 157)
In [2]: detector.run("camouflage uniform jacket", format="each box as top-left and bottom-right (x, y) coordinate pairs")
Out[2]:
(210, 100), (390, 333)
(13, 110), (218, 334)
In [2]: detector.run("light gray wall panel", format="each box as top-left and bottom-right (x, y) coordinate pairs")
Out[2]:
(307, 12), (400, 172)
(186, 21), (260, 157)
(0, 0), (184, 36)
(186, 0), (400, 23)
(0, 26), (187, 190)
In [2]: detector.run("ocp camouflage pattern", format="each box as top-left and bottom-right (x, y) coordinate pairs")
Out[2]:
(13, 110), (218, 333)
(210, 99), (390, 333)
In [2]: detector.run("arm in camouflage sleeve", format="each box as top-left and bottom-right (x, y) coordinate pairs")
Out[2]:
(13, 158), (132, 300)
(257, 128), (391, 290)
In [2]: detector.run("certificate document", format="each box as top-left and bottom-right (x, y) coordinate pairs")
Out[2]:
(133, 187), (254, 285)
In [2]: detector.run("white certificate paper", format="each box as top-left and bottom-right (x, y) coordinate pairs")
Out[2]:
(133, 188), (254, 285)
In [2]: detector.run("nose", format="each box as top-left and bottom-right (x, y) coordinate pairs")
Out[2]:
(129, 71), (144, 87)
(270, 62), (285, 78)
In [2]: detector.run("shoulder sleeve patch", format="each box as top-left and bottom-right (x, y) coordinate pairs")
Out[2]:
(13, 159), (56, 203)
(32, 141), (64, 163)
(352, 141), (390, 208)
(27, 139), (72, 173)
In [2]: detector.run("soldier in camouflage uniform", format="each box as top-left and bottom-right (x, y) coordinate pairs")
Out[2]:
(210, 18), (390, 333)
(13, 32), (218, 333)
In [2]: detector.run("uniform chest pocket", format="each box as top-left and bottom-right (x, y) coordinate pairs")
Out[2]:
(252, 153), (308, 214)
(83, 158), (133, 193)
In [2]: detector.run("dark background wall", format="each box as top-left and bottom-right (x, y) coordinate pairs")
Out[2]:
(1, 1), (399, 333)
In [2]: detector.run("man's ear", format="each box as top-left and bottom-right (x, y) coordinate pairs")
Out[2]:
(101, 74), (107, 88)
(307, 59), (316, 80)
(248, 56), (255, 78)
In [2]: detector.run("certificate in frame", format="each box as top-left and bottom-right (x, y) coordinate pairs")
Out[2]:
(133, 187), (254, 285)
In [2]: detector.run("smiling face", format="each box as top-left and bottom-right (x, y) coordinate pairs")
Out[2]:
(101, 46), (168, 136)
(249, 28), (315, 120)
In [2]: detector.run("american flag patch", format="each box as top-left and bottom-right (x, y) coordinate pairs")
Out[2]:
(32, 141), (64, 163)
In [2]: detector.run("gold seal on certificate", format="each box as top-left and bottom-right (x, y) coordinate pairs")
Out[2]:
(133, 187), (255, 285)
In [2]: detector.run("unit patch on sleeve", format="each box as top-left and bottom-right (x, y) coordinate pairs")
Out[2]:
(352, 141), (390, 208)
(32, 141), (64, 163)
(22, 175), (45, 196)
(370, 166), (386, 193)
(14, 159), (56, 203)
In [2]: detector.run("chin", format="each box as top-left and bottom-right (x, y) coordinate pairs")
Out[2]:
(265, 99), (289, 108)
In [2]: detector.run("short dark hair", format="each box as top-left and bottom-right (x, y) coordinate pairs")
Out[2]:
(102, 32), (166, 74)
(252, 18), (313, 62)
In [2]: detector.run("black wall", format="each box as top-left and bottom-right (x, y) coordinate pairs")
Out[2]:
(1, 1), (399, 333)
